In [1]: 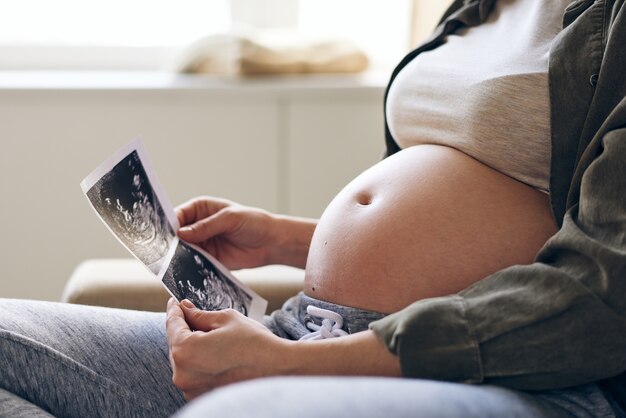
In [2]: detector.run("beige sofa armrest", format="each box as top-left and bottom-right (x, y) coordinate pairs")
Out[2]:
(62, 259), (305, 313)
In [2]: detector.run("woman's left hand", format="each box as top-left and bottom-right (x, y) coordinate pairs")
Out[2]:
(165, 298), (292, 400)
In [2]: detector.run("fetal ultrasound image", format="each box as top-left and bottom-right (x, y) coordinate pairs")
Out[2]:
(86, 151), (175, 274)
(162, 240), (251, 315)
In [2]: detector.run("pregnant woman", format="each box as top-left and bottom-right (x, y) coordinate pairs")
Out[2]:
(1, 0), (626, 417)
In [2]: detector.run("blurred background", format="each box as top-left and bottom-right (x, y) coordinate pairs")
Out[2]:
(0, 0), (451, 301)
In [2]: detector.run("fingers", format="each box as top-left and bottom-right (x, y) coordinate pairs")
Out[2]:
(175, 198), (196, 227)
(166, 298), (193, 345)
(176, 197), (231, 228)
(167, 299), (228, 399)
(180, 300), (233, 332)
(177, 208), (237, 244)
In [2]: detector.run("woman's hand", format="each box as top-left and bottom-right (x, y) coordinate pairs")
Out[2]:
(166, 298), (293, 400)
(176, 196), (316, 270)
(166, 298), (402, 400)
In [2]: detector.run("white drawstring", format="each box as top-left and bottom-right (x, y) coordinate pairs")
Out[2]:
(299, 305), (349, 341)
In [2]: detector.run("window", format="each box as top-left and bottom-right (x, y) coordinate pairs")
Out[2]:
(299, 0), (412, 72)
(0, 0), (412, 72)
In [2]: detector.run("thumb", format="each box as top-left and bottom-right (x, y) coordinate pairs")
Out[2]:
(180, 300), (221, 332)
(177, 209), (235, 244)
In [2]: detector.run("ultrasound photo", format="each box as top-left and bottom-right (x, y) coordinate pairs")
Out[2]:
(161, 240), (254, 315)
(82, 144), (176, 274)
(83, 139), (267, 320)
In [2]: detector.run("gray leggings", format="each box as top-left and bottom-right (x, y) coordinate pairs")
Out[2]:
(0, 299), (185, 418)
(0, 297), (623, 418)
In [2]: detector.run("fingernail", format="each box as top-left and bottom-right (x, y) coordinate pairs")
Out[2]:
(181, 299), (195, 309)
(178, 227), (192, 234)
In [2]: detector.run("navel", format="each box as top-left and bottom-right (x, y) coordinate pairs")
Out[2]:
(355, 191), (373, 206)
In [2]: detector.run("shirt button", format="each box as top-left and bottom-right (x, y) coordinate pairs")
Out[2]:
(590, 74), (599, 87)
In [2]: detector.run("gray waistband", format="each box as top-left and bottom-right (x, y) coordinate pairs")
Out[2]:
(296, 293), (387, 334)
(263, 292), (387, 339)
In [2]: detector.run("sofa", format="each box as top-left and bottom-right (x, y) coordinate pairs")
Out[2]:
(62, 258), (305, 313)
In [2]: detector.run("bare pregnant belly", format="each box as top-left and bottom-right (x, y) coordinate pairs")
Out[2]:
(304, 144), (558, 314)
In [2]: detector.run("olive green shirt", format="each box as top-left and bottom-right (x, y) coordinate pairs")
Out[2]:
(371, 0), (626, 403)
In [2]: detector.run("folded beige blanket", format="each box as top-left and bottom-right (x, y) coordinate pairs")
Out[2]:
(175, 31), (369, 76)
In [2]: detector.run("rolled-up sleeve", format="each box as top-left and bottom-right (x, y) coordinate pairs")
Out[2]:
(370, 125), (626, 390)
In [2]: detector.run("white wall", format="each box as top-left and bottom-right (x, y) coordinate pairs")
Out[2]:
(0, 72), (385, 301)
(410, 0), (454, 47)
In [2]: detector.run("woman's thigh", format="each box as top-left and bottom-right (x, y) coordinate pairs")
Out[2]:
(0, 299), (185, 418)
(175, 376), (618, 418)
(0, 388), (55, 418)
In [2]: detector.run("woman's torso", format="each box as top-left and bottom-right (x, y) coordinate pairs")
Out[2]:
(303, 0), (568, 313)
(304, 145), (557, 313)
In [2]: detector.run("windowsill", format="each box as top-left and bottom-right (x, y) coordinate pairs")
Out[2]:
(0, 70), (389, 94)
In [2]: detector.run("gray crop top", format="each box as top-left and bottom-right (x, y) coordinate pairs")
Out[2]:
(386, 0), (571, 194)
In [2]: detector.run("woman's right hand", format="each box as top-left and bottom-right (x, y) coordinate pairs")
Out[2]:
(176, 197), (316, 270)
